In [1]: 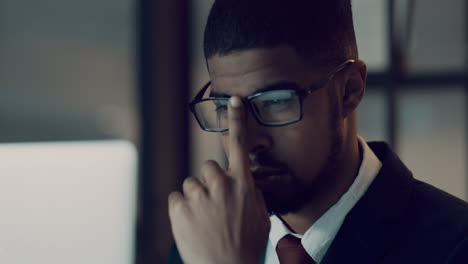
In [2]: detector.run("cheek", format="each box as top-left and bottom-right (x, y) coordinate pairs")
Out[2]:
(271, 99), (334, 178)
(286, 94), (333, 147)
(275, 118), (331, 160)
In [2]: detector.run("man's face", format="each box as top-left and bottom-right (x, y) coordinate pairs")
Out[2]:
(207, 45), (345, 215)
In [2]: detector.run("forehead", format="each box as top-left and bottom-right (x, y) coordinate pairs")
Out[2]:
(207, 45), (325, 97)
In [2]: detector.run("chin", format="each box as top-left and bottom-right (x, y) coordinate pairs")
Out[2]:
(260, 180), (311, 215)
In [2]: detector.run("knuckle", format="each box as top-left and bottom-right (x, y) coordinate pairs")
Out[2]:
(211, 174), (227, 188)
(168, 192), (180, 203)
(183, 176), (197, 185)
(201, 160), (219, 172)
(191, 188), (205, 200)
(201, 160), (225, 183)
(168, 192), (186, 212)
(171, 200), (187, 215)
(183, 177), (208, 201)
(183, 177), (203, 193)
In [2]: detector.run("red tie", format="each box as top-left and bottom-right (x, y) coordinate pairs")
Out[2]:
(276, 234), (316, 264)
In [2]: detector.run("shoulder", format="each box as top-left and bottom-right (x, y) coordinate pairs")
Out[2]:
(410, 179), (468, 223)
(368, 141), (468, 230)
(366, 141), (468, 261)
(406, 179), (468, 244)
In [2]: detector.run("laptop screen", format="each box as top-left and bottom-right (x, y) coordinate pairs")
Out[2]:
(0, 140), (137, 264)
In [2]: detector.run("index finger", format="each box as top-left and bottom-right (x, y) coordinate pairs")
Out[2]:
(227, 96), (250, 179)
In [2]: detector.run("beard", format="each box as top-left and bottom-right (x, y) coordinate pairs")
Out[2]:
(259, 99), (343, 215)
(260, 136), (342, 215)
(261, 138), (342, 215)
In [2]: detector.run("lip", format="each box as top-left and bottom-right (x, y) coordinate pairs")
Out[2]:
(251, 167), (290, 191)
(251, 167), (287, 180)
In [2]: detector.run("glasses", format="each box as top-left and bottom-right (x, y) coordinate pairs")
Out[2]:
(189, 59), (355, 132)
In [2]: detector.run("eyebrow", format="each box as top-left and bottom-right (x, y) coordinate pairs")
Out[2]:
(208, 80), (301, 98)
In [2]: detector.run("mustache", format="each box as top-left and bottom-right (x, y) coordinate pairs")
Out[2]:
(249, 152), (288, 171)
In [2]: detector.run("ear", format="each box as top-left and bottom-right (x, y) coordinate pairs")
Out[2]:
(341, 60), (367, 118)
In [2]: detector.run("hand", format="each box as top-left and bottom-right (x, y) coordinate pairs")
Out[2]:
(168, 96), (271, 264)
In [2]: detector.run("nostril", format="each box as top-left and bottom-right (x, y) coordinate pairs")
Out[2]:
(250, 142), (271, 155)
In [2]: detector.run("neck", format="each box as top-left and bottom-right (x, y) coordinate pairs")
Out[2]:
(280, 134), (363, 235)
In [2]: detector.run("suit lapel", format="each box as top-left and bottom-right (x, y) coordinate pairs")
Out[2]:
(321, 142), (414, 264)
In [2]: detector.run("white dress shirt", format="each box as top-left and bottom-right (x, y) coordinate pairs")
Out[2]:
(264, 136), (383, 263)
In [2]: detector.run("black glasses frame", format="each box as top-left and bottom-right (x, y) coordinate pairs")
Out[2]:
(189, 59), (355, 132)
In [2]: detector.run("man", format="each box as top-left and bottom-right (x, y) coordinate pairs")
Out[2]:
(168, 0), (468, 263)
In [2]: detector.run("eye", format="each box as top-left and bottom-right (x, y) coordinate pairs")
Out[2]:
(259, 91), (296, 109)
(263, 97), (293, 107)
(214, 100), (228, 114)
(215, 105), (227, 113)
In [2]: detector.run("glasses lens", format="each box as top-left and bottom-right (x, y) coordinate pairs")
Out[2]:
(251, 90), (301, 124)
(193, 98), (229, 131)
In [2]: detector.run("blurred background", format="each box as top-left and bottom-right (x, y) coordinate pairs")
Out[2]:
(0, 0), (467, 263)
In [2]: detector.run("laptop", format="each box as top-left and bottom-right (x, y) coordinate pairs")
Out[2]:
(0, 140), (137, 264)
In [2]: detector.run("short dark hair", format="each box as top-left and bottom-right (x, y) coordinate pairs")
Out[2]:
(203, 0), (358, 63)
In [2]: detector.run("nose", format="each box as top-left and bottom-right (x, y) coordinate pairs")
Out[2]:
(244, 106), (273, 157)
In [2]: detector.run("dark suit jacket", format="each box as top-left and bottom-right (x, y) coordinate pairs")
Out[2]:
(168, 142), (468, 263)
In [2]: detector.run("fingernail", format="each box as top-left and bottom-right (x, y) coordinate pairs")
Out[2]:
(230, 96), (242, 108)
